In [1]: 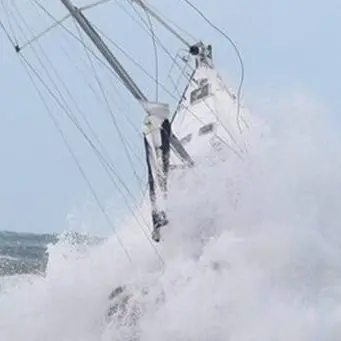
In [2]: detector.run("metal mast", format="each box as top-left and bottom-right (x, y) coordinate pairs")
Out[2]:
(61, 0), (146, 101)
(60, 0), (193, 164)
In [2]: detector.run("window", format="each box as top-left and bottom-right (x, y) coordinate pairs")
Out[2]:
(190, 83), (210, 104)
(198, 78), (208, 86)
(180, 133), (192, 144)
(198, 123), (214, 136)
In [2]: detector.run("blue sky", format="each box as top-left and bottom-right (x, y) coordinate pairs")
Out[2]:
(0, 0), (340, 234)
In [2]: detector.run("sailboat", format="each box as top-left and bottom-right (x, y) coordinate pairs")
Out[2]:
(1, 0), (251, 251)
(1, 0), (254, 332)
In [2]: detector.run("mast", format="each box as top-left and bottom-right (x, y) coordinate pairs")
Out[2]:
(61, 0), (147, 101)
(60, 0), (193, 164)
(60, 0), (194, 241)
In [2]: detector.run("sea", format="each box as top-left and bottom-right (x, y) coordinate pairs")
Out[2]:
(1, 97), (341, 340)
(0, 231), (104, 278)
(0, 231), (56, 277)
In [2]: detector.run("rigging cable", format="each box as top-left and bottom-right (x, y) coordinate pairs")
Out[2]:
(0, 19), (15, 45)
(167, 49), (192, 97)
(0, 0), (18, 45)
(22, 55), (134, 265)
(16, 0), (192, 118)
(8, 0), (245, 151)
(2, 3), (166, 266)
(181, 0), (247, 133)
(80, 0), (112, 12)
(32, 0), (148, 175)
(2, 6), (136, 265)
(73, 19), (146, 197)
(21, 0), (230, 162)
(140, 0), (198, 42)
(51, 19), (165, 265)
(125, 1), (246, 155)
(71, 20), (167, 262)
(116, 0), (193, 88)
(31, 1), (145, 165)
(1, 8), (134, 265)
(128, 0), (159, 101)
(96, 21), (242, 158)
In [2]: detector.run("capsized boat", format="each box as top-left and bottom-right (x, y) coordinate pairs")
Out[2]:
(1, 0), (254, 328)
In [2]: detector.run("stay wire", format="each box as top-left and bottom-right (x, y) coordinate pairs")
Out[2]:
(0, 19), (15, 46)
(23, 0), (191, 118)
(121, 2), (245, 154)
(117, 0), (193, 87)
(29, 2), (165, 264)
(141, 0), (198, 42)
(29, 2), (126, 171)
(122, 1), (246, 154)
(3, 3), (136, 264)
(142, 5), (159, 101)
(34, 14), (162, 264)
(123, 1), (160, 102)
(26, 0), (224, 163)
(70, 20), (165, 265)
(32, 0), (147, 169)
(22, 1), (159, 201)
(20, 53), (134, 265)
(73, 20), (146, 196)
(48, 18), (145, 164)
(0, 1), (18, 45)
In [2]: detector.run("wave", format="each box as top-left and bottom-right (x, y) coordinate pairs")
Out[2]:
(0, 92), (341, 340)
(0, 231), (103, 276)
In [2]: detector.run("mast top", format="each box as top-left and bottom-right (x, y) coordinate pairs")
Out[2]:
(189, 42), (213, 68)
(132, 1), (214, 69)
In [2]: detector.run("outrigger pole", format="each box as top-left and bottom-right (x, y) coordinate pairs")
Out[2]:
(60, 0), (194, 241)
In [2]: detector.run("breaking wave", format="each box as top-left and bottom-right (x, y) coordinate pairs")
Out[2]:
(1, 91), (341, 340)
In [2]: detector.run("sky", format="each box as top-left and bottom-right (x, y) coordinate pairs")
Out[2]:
(0, 0), (340, 235)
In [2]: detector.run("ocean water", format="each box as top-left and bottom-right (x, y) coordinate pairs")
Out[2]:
(0, 231), (56, 277)
(0, 231), (104, 277)
(1, 93), (341, 340)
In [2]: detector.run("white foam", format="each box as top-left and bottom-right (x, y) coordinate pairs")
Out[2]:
(1, 91), (341, 341)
